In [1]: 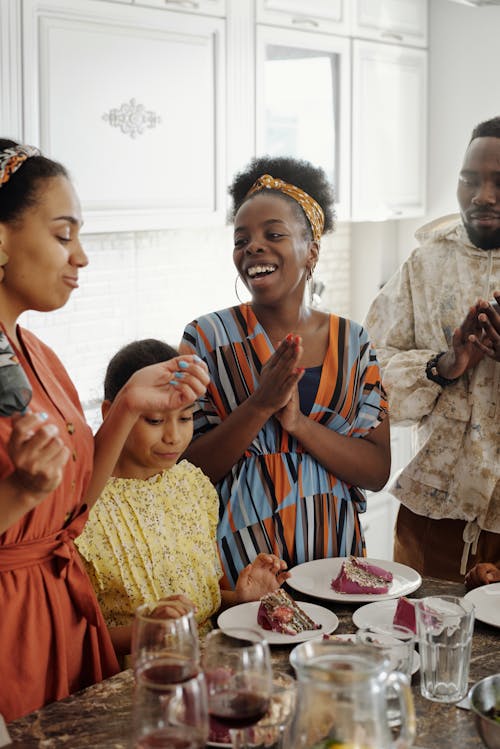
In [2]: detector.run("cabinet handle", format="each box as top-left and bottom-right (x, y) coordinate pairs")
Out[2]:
(164, 0), (200, 8)
(291, 17), (319, 28)
(380, 30), (404, 42)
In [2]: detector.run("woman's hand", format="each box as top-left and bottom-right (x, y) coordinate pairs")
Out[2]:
(122, 355), (210, 414)
(275, 382), (305, 435)
(252, 335), (304, 415)
(234, 553), (290, 603)
(465, 562), (500, 590)
(150, 594), (197, 619)
(7, 412), (70, 499)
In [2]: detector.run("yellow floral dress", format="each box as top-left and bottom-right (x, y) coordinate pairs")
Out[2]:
(76, 461), (222, 636)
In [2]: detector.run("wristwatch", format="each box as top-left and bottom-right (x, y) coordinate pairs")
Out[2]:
(425, 352), (459, 387)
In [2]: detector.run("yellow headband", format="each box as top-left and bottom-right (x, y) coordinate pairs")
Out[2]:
(245, 173), (325, 242)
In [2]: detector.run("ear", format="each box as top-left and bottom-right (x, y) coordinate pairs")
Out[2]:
(307, 240), (320, 273)
(101, 400), (112, 420)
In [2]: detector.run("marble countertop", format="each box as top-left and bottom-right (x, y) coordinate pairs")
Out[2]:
(7, 577), (500, 748)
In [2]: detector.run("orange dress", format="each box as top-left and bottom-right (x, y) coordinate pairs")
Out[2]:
(0, 326), (119, 722)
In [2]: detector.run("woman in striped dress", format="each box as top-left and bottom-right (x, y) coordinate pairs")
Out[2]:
(181, 156), (390, 588)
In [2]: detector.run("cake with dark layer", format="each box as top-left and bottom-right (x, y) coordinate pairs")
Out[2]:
(257, 589), (321, 635)
(331, 556), (393, 595)
(393, 597), (416, 633)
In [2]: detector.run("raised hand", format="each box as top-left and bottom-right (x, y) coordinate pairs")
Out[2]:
(469, 293), (500, 361)
(234, 553), (290, 603)
(252, 334), (304, 415)
(7, 412), (70, 498)
(122, 355), (210, 414)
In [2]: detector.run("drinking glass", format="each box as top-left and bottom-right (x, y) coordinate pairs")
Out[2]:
(132, 668), (209, 748)
(416, 595), (475, 703)
(201, 627), (273, 749)
(356, 624), (415, 727)
(131, 602), (199, 681)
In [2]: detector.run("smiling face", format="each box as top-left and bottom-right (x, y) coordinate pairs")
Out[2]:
(114, 404), (195, 480)
(457, 136), (500, 250)
(233, 192), (318, 306)
(0, 175), (87, 317)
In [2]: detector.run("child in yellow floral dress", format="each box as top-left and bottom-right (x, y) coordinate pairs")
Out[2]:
(76, 339), (289, 660)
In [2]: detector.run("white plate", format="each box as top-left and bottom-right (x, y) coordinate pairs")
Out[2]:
(290, 631), (420, 675)
(288, 558), (422, 603)
(465, 582), (500, 628)
(216, 601), (339, 645)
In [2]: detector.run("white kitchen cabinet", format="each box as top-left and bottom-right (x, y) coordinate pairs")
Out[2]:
(352, 0), (427, 48)
(0, 1), (22, 139)
(351, 39), (427, 221)
(256, 0), (350, 36)
(256, 24), (351, 219)
(134, 0), (226, 17)
(22, 0), (226, 233)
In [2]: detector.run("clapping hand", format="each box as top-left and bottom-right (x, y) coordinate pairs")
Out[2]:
(8, 412), (70, 499)
(234, 553), (290, 603)
(252, 335), (304, 415)
(469, 293), (500, 361)
(437, 303), (492, 379)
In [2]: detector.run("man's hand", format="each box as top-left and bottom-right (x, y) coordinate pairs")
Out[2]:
(468, 293), (500, 361)
(465, 562), (500, 590)
(437, 303), (491, 379)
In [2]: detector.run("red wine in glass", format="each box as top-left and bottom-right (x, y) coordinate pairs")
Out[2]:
(135, 726), (205, 748)
(209, 690), (269, 729)
(137, 660), (197, 685)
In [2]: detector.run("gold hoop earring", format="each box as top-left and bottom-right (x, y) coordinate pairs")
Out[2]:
(0, 248), (9, 283)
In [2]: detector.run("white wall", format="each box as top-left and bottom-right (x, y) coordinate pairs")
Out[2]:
(353, 0), (500, 323)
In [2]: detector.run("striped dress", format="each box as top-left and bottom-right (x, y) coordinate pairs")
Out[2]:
(181, 304), (388, 588)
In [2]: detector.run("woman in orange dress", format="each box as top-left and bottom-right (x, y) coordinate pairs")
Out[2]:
(0, 140), (209, 722)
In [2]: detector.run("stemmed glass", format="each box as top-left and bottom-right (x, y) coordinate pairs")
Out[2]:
(132, 602), (200, 681)
(201, 627), (273, 749)
(132, 669), (209, 748)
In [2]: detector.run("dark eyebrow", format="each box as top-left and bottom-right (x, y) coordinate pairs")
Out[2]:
(234, 218), (287, 233)
(51, 215), (81, 225)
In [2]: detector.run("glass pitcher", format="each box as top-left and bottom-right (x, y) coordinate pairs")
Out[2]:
(289, 639), (416, 749)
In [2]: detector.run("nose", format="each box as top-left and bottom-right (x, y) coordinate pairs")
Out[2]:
(471, 180), (497, 206)
(70, 237), (89, 268)
(245, 238), (265, 254)
(161, 420), (179, 445)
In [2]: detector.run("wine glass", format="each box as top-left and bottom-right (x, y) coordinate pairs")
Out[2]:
(201, 627), (272, 749)
(132, 668), (209, 748)
(132, 602), (199, 681)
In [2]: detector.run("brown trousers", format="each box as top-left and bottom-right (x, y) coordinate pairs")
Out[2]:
(394, 504), (500, 583)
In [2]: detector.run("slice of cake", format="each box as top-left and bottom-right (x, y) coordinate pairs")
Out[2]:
(393, 597), (416, 633)
(331, 556), (393, 595)
(257, 589), (321, 636)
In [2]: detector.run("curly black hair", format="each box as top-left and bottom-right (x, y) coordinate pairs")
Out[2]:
(470, 116), (500, 142)
(228, 155), (335, 238)
(0, 138), (68, 223)
(104, 339), (179, 402)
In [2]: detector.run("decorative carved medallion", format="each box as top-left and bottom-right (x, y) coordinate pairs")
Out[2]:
(102, 98), (161, 138)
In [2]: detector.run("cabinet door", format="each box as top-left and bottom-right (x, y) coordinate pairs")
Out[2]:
(135, 0), (226, 17)
(256, 0), (349, 36)
(22, 0), (225, 233)
(256, 25), (351, 219)
(351, 40), (427, 221)
(352, 0), (427, 48)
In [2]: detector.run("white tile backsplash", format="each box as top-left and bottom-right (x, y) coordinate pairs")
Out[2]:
(22, 222), (351, 428)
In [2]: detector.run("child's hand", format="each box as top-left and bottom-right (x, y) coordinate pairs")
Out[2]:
(122, 355), (210, 414)
(465, 562), (500, 590)
(234, 553), (290, 603)
(150, 594), (197, 619)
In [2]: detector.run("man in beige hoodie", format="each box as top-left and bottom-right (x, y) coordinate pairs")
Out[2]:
(365, 116), (500, 582)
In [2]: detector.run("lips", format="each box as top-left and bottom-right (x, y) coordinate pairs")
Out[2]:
(63, 276), (79, 289)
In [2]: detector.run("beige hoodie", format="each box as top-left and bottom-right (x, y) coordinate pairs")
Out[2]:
(365, 215), (500, 569)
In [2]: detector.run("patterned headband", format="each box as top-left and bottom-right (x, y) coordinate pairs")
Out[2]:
(245, 173), (325, 242)
(0, 145), (41, 188)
